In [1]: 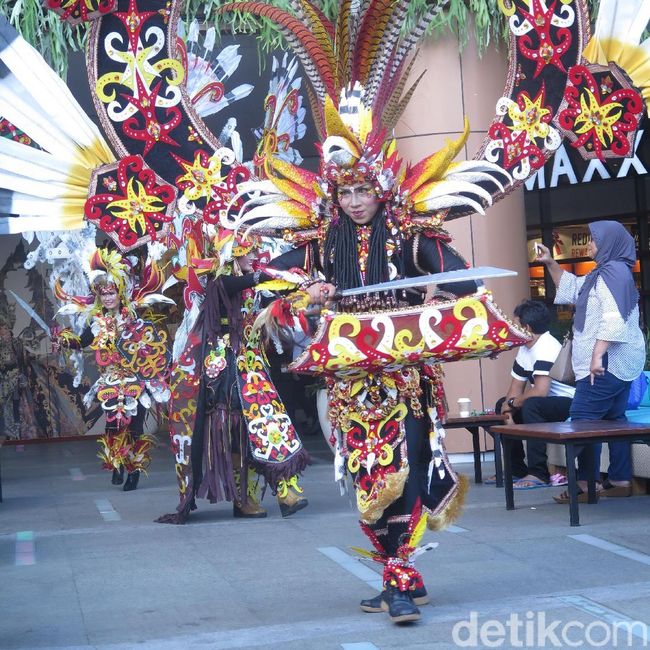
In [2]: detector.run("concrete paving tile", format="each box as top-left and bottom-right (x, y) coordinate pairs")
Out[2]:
(2, 443), (650, 649)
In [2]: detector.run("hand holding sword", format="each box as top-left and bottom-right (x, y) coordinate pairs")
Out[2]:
(301, 266), (517, 310)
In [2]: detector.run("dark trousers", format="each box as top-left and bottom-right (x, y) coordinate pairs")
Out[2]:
(496, 396), (572, 482)
(570, 371), (632, 482)
(369, 411), (449, 557)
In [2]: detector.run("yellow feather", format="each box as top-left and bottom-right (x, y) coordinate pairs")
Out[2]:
(324, 96), (362, 157)
(349, 546), (377, 559)
(358, 104), (374, 144)
(406, 117), (470, 194)
(256, 279), (298, 291)
(277, 200), (315, 226)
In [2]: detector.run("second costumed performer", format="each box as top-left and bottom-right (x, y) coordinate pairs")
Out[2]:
(158, 229), (311, 523)
(52, 248), (172, 491)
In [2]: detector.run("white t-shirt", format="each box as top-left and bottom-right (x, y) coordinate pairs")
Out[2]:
(511, 331), (575, 398)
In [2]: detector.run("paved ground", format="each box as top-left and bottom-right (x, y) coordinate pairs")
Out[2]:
(1, 433), (650, 650)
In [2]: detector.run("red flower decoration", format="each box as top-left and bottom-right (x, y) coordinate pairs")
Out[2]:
(85, 155), (177, 252)
(557, 64), (643, 160)
(518, 0), (572, 78)
(45, 0), (117, 25)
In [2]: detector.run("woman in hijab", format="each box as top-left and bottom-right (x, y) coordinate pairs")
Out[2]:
(536, 221), (646, 502)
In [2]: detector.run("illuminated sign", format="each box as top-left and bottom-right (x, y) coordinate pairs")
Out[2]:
(524, 130), (647, 191)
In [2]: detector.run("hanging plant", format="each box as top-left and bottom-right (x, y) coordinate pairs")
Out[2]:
(1, 0), (603, 79)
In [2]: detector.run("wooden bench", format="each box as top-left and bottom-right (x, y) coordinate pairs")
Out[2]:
(491, 421), (650, 526)
(445, 414), (507, 485)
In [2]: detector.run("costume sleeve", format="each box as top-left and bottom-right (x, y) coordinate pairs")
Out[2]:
(79, 326), (94, 348)
(267, 243), (315, 272)
(594, 277), (627, 342)
(220, 271), (272, 296)
(407, 234), (478, 296)
(56, 325), (93, 350)
(554, 271), (584, 305)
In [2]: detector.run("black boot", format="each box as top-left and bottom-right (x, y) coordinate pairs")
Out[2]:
(111, 467), (124, 485)
(360, 586), (429, 613)
(123, 471), (140, 492)
(384, 586), (420, 623)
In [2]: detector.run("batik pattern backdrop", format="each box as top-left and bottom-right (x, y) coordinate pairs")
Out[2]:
(0, 237), (103, 439)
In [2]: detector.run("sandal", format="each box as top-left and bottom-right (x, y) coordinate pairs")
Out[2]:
(600, 479), (632, 498)
(484, 474), (523, 485)
(513, 477), (550, 490)
(553, 485), (604, 504)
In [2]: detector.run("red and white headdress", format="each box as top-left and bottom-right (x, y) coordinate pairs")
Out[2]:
(217, 1), (511, 243)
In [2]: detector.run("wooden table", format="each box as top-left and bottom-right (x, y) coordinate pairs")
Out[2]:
(492, 420), (650, 526)
(445, 414), (507, 485)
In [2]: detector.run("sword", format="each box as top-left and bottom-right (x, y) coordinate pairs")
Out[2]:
(8, 290), (51, 337)
(335, 266), (518, 298)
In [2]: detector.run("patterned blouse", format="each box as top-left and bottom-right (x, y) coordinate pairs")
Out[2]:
(555, 272), (646, 382)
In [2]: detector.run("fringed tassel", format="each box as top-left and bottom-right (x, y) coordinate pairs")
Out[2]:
(252, 445), (311, 488)
(359, 466), (409, 525)
(196, 408), (237, 503)
(154, 496), (197, 525)
(427, 473), (469, 531)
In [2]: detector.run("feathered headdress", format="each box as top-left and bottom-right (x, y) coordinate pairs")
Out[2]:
(217, 1), (511, 241)
(55, 247), (173, 319)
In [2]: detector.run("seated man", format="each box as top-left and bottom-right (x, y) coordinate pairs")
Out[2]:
(496, 300), (575, 488)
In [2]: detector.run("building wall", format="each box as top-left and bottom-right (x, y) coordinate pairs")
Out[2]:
(395, 35), (531, 452)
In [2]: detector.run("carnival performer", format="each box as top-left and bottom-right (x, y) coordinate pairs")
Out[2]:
(52, 248), (172, 491)
(254, 160), (485, 623)
(212, 0), (521, 624)
(157, 230), (310, 523)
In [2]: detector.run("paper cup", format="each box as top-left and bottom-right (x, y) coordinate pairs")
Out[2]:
(457, 398), (471, 417)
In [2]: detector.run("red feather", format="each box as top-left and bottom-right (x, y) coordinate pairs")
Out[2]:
(217, 2), (336, 98)
(360, 521), (388, 556)
(352, 0), (395, 85)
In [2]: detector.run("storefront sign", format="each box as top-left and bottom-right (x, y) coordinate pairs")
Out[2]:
(528, 225), (592, 261)
(524, 130), (647, 190)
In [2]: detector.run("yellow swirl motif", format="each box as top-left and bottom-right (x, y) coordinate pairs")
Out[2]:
(393, 326), (425, 357)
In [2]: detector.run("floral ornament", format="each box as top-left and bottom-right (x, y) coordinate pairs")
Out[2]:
(204, 336), (229, 379)
(515, 0), (574, 78)
(173, 148), (250, 225)
(507, 88), (553, 140)
(122, 76), (182, 156)
(486, 87), (561, 178)
(556, 63), (644, 160)
(85, 155), (176, 252)
(45, 0), (117, 25)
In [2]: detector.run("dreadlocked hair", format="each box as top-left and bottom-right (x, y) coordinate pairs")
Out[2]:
(322, 206), (404, 291)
